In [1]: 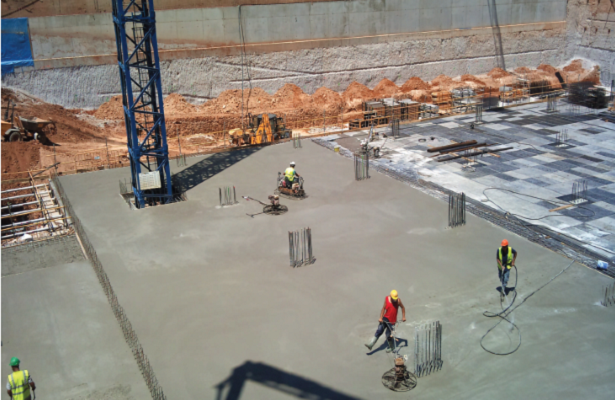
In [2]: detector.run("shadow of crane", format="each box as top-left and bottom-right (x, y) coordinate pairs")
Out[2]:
(215, 361), (363, 400)
(487, 0), (506, 71)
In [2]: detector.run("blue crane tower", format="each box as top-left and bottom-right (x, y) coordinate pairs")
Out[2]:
(111, 0), (173, 208)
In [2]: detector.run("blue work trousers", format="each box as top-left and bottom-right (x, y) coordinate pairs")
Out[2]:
(374, 317), (394, 340)
(499, 268), (511, 288)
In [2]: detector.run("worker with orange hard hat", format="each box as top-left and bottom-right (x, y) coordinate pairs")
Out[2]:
(364, 290), (406, 353)
(497, 239), (517, 295)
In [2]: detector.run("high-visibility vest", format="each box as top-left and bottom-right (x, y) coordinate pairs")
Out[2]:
(498, 247), (513, 270)
(7, 370), (30, 400)
(285, 167), (295, 181)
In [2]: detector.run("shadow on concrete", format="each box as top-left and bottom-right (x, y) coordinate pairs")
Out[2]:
(171, 147), (261, 192)
(487, 0), (506, 71)
(214, 361), (362, 400)
(366, 337), (409, 356)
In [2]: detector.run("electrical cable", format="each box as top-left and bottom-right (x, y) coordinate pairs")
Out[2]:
(481, 260), (575, 355)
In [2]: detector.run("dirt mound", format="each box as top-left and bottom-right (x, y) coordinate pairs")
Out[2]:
(400, 77), (430, 92)
(563, 59), (584, 72)
(311, 87), (342, 111)
(1, 141), (41, 174)
(430, 74), (458, 91)
(514, 67), (532, 74)
(372, 78), (399, 98)
(94, 95), (124, 120)
(487, 67), (512, 79)
(201, 87), (273, 115)
(342, 82), (374, 111)
(272, 84), (311, 109)
(407, 90), (432, 103)
(582, 66), (601, 85)
(460, 74), (486, 87)
(537, 64), (557, 74)
(164, 93), (197, 115)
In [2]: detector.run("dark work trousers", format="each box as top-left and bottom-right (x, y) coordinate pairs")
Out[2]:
(374, 317), (394, 340)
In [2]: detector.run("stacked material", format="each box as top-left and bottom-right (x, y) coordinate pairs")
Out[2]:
(431, 91), (452, 112)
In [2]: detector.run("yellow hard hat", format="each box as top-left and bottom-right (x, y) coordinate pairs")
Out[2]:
(390, 290), (398, 300)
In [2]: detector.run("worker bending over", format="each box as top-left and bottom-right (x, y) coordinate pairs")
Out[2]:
(365, 290), (406, 353)
(284, 162), (301, 188)
(6, 357), (35, 400)
(497, 239), (517, 295)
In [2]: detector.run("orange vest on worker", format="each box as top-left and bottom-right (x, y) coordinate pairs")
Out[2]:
(383, 296), (399, 323)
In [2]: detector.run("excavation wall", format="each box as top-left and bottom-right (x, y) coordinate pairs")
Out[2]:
(0, 0), (579, 108)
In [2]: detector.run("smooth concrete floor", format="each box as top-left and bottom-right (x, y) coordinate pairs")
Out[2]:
(1, 260), (150, 399)
(56, 139), (615, 399)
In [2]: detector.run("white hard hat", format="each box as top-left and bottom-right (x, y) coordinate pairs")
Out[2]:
(290, 161), (296, 166)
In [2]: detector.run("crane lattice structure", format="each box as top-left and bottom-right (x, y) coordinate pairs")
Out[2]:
(112, 0), (173, 208)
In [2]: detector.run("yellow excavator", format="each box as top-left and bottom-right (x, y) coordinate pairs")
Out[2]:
(228, 113), (291, 146)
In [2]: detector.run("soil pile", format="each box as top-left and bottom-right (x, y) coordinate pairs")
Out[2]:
(400, 77), (430, 92)
(342, 82), (374, 111)
(164, 93), (197, 115)
(460, 74), (486, 87)
(430, 74), (457, 91)
(372, 78), (399, 98)
(1, 141), (41, 174)
(94, 95), (124, 120)
(514, 67), (532, 74)
(201, 88), (273, 115)
(487, 67), (512, 79)
(563, 59), (584, 73)
(537, 64), (557, 74)
(272, 84), (311, 109)
(311, 87), (343, 112)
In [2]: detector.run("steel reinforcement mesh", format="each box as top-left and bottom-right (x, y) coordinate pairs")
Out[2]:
(51, 173), (167, 400)
(312, 138), (614, 279)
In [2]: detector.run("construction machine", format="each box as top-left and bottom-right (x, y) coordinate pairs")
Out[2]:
(248, 113), (291, 144)
(2, 100), (54, 142)
(276, 173), (306, 200)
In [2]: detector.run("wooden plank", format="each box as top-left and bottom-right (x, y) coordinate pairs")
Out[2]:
(549, 204), (574, 212)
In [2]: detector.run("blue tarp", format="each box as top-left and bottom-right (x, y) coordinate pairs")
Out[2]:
(1, 18), (34, 75)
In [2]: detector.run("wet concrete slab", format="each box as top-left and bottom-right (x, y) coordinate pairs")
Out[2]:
(55, 139), (615, 399)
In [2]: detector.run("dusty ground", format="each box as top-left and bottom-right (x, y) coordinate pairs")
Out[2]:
(0, 61), (601, 176)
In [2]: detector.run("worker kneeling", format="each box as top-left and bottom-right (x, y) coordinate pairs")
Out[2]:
(365, 290), (406, 353)
(284, 162), (301, 190)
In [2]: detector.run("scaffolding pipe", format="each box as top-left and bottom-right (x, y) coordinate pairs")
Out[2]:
(1, 191), (51, 201)
(2, 216), (69, 232)
(1, 199), (55, 211)
(1, 205), (64, 219)
(0, 184), (47, 194)
(2, 227), (51, 240)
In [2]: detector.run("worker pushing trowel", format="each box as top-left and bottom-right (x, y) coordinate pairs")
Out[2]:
(365, 290), (406, 353)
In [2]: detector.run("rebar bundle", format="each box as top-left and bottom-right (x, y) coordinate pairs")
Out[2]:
(546, 95), (559, 113)
(556, 129), (568, 147)
(293, 132), (302, 149)
(601, 282), (615, 307)
(448, 192), (466, 228)
(219, 186), (238, 206)
(354, 153), (370, 181)
(390, 119), (400, 138)
(52, 172), (167, 400)
(475, 104), (483, 124)
(288, 227), (314, 267)
(571, 179), (588, 204)
(414, 321), (443, 378)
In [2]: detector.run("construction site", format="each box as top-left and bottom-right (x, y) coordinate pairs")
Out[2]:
(1, 1), (615, 399)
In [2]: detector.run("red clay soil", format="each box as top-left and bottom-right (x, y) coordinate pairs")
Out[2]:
(164, 93), (198, 115)
(460, 74), (487, 87)
(400, 77), (430, 92)
(342, 82), (374, 111)
(372, 78), (399, 98)
(487, 67), (512, 79)
(93, 95), (124, 120)
(271, 84), (311, 110)
(537, 64), (557, 74)
(1, 141), (42, 174)
(514, 67), (532, 74)
(311, 87), (343, 112)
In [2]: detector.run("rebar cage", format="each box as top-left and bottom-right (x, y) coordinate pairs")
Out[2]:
(288, 227), (314, 267)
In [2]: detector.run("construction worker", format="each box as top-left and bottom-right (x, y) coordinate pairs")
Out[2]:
(365, 290), (406, 353)
(497, 239), (517, 294)
(6, 357), (35, 400)
(284, 162), (300, 188)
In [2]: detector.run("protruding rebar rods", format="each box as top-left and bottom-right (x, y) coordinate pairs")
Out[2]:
(448, 192), (466, 228)
(475, 104), (483, 124)
(293, 132), (302, 149)
(354, 152), (370, 181)
(571, 179), (588, 204)
(391, 119), (400, 138)
(602, 282), (615, 307)
(556, 129), (568, 147)
(546, 95), (558, 113)
(219, 186), (238, 206)
(288, 227), (314, 267)
(414, 321), (443, 378)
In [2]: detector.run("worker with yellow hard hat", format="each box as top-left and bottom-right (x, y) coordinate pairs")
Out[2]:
(6, 357), (35, 400)
(497, 239), (517, 296)
(365, 290), (406, 353)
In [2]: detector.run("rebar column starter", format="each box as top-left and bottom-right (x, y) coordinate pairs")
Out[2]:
(219, 186), (238, 207)
(448, 192), (466, 228)
(571, 179), (588, 204)
(414, 321), (443, 377)
(546, 95), (559, 113)
(293, 132), (302, 149)
(475, 104), (483, 124)
(556, 129), (568, 147)
(354, 152), (370, 181)
(602, 282), (615, 307)
(288, 227), (314, 267)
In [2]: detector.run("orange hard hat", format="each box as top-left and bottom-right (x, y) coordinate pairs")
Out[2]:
(501, 239), (509, 246)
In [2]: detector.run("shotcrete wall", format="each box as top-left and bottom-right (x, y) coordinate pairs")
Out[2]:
(1, 0), (576, 109)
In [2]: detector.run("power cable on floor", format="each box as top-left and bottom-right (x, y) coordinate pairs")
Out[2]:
(481, 260), (575, 355)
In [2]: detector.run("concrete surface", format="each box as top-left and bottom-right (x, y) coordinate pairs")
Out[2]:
(55, 139), (615, 399)
(1, 252), (150, 399)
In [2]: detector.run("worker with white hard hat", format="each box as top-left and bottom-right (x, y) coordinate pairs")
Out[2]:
(284, 161), (300, 188)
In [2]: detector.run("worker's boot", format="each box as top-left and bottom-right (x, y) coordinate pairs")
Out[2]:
(365, 337), (377, 351)
(386, 338), (395, 353)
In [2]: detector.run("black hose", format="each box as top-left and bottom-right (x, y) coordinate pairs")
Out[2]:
(480, 260), (575, 355)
